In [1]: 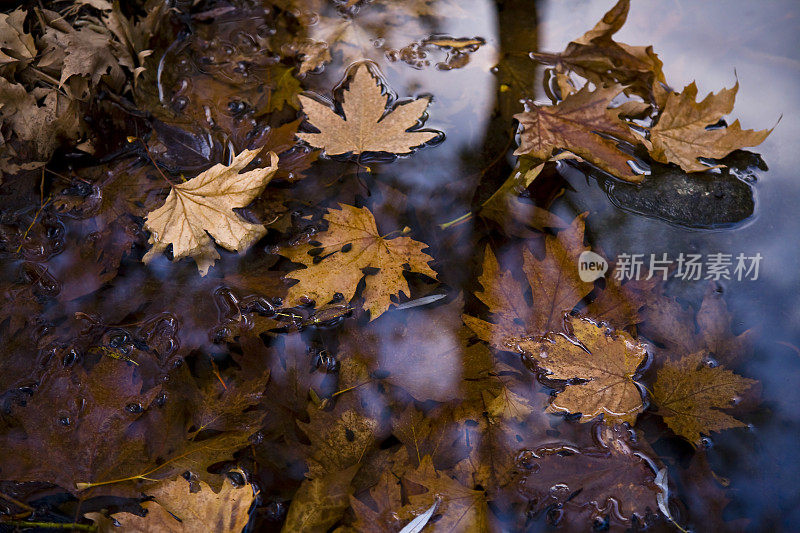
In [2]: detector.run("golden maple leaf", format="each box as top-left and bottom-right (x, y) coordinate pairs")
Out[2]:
(521, 315), (648, 425)
(143, 149), (278, 276)
(280, 203), (437, 320)
(513, 84), (644, 182)
(653, 351), (756, 445)
(647, 81), (772, 172)
(296, 63), (439, 155)
(87, 475), (254, 532)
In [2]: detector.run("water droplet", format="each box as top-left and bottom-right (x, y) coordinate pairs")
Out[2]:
(58, 416), (71, 426)
(125, 403), (143, 414)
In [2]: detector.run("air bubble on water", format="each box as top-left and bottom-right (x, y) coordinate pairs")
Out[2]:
(58, 416), (71, 426)
(125, 403), (143, 414)
(701, 436), (714, 448)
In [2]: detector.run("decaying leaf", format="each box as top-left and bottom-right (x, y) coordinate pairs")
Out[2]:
(87, 475), (255, 533)
(520, 315), (648, 425)
(648, 81), (772, 172)
(399, 456), (490, 532)
(514, 84), (644, 181)
(280, 203), (437, 320)
(297, 63), (439, 155)
(653, 351), (756, 445)
(143, 149), (279, 275)
(282, 465), (359, 533)
(463, 215), (592, 349)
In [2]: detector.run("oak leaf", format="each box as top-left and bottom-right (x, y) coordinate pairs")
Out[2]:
(648, 81), (772, 172)
(653, 351), (756, 445)
(279, 203), (437, 320)
(514, 84), (643, 181)
(87, 476), (255, 533)
(297, 63), (439, 155)
(520, 315), (648, 425)
(143, 149), (278, 276)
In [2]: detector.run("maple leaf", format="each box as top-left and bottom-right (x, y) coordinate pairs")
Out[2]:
(0, 358), (160, 493)
(143, 149), (278, 276)
(653, 351), (756, 445)
(514, 84), (644, 181)
(349, 470), (404, 532)
(282, 465), (359, 532)
(531, 0), (667, 106)
(87, 475), (255, 533)
(520, 315), (648, 425)
(515, 426), (661, 524)
(399, 456), (490, 532)
(463, 215), (592, 350)
(647, 81), (772, 172)
(296, 63), (439, 155)
(0, 9), (36, 74)
(279, 203), (438, 320)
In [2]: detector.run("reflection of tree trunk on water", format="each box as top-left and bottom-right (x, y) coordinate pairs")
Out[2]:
(469, 0), (540, 208)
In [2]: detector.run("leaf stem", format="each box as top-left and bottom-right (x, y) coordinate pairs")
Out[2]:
(0, 521), (96, 532)
(127, 136), (176, 187)
(438, 211), (473, 230)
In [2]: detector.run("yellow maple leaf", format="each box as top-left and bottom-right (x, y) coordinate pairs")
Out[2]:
(521, 315), (648, 425)
(296, 63), (439, 155)
(143, 149), (278, 276)
(648, 81), (772, 172)
(279, 203), (437, 320)
(653, 351), (756, 445)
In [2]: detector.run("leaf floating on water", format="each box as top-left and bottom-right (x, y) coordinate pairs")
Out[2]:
(647, 81), (773, 172)
(297, 63), (440, 156)
(280, 203), (438, 320)
(513, 84), (644, 182)
(143, 149), (279, 276)
(520, 315), (648, 425)
(653, 351), (756, 445)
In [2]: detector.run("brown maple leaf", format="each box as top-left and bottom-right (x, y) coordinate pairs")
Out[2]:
(87, 475), (255, 533)
(653, 351), (756, 445)
(399, 455), (490, 532)
(143, 149), (278, 276)
(647, 81), (772, 172)
(531, 0), (667, 106)
(282, 465), (359, 532)
(297, 63), (439, 155)
(279, 203), (438, 320)
(521, 315), (648, 425)
(514, 84), (644, 181)
(463, 215), (592, 350)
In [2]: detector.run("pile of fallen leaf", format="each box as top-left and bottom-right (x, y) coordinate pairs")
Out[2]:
(0, 0), (768, 531)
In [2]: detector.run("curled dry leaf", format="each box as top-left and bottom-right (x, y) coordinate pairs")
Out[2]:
(520, 315), (648, 425)
(279, 203), (437, 320)
(514, 84), (644, 181)
(143, 149), (279, 276)
(297, 63), (439, 155)
(87, 475), (255, 533)
(648, 81), (772, 172)
(653, 351), (756, 445)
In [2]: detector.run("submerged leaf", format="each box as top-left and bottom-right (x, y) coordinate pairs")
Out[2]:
(653, 351), (756, 445)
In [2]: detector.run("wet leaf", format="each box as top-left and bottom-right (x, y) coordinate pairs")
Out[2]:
(521, 315), (648, 425)
(282, 465), (359, 533)
(143, 149), (279, 275)
(514, 84), (644, 181)
(88, 475), (255, 533)
(280, 203), (437, 320)
(647, 81), (772, 172)
(463, 215), (592, 350)
(297, 63), (439, 155)
(653, 351), (756, 445)
(399, 455), (490, 532)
